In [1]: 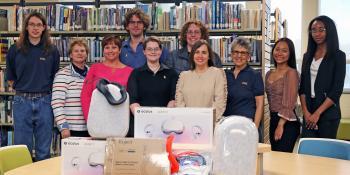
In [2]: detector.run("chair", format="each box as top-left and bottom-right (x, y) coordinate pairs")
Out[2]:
(0, 145), (32, 175)
(297, 138), (350, 160)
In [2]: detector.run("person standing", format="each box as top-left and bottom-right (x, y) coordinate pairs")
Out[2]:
(299, 15), (346, 138)
(120, 8), (168, 68)
(223, 37), (264, 141)
(128, 37), (178, 115)
(6, 12), (60, 161)
(52, 39), (90, 139)
(81, 35), (133, 121)
(175, 40), (227, 121)
(165, 20), (222, 74)
(265, 38), (300, 152)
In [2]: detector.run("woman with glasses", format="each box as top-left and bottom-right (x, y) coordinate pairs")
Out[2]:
(223, 37), (264, 138)
(80, 35), (133, 122)
(127, 37), (178, 137)
(299, 15), (346, 138)
(127, 36), (178, 114)
(165, 20), (222, 74)
(175, 40), (227, 121)
(265, 38), (300, 152)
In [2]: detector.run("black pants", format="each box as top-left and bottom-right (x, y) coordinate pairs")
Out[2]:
(301, 98), (340, 139)
(126, 113), (134, 137)
(269, 112), (300, 152)
(70, 130), (90, 137)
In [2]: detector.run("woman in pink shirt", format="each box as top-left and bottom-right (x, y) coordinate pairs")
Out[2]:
(81, 35), (133, 121)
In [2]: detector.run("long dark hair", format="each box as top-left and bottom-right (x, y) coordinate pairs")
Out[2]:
(306, 15), (339, 57)
(16, 11), (52, 55)
(189, 40), (214, 70)
(272, 38), (296, 69)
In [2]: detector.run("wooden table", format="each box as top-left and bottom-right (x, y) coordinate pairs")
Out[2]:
(264, 151), (350, 175)
(5, 147), (350, 175)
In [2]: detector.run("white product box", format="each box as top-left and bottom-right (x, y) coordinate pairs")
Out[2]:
(134, 107), (214, 147)
(61, 137), (106, 175)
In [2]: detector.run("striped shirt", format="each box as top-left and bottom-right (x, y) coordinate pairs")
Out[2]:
(52, 64), (89, 132)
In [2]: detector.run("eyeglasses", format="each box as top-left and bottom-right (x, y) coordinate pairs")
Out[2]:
(28, 23), (44, 28)
(186, 30), (201, 36)
(145, 47), (161, 52)
(310, 28), (326, 34)
(129, 20), (143, 26)
(232, 50), (249, 57)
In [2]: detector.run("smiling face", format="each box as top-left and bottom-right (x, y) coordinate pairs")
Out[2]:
(310, 20), (327, 45)
(273, 41), (290, 66)
(144, 41), (162, 63)
(186, 24), (202, 48)
(26, 16), (45, 40)
(103, 42), (120, 62)
(70, 44), (88, 65)
(231, 45), (250, 68)
(193, 44), (210, 69)
(126, 15), (144, 38)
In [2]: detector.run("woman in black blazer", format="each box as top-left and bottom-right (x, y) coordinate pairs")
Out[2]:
(299, 15), (346, 138)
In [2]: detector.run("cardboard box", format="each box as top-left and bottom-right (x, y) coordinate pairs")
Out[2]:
(134, 107), (214, 146)
(61, 137), (106, 175)
(104, 137), (169, 175)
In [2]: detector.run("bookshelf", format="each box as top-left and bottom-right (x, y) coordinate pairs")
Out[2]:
(0, 0), (272, 145)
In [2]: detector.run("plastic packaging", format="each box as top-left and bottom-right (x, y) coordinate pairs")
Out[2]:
(212, 116), (258, 175)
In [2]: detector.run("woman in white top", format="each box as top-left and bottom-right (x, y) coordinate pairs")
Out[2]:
(175, 40), (227, 121)
(299, 15), (346, 138)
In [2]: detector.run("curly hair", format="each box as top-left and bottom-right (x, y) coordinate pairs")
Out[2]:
(179, 20), (209, 47)
(123, 8), (150, 33)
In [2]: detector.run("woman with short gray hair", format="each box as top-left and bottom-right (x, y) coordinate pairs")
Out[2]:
(223, 37), (264, 141)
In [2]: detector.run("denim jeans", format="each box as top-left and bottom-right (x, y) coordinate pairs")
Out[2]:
(13, 94), (53, 161)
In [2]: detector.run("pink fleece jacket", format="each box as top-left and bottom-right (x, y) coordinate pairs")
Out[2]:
(80, 63), (133, 121)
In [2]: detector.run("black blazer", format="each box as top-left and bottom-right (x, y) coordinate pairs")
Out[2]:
(299, 50), (346, 122)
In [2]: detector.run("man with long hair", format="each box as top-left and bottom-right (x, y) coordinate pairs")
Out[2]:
(6, 12), (60, 161)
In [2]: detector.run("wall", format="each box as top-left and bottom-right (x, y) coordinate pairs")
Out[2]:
(340, 94), (350, 118)
(301, 0), (318, 54)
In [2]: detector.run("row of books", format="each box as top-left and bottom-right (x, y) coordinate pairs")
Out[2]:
(210, 37), (262, 64)
(0, 36), (262, 65)
(0, 0), (261, 32)
(0, 129), (13, 146)
(0, 95), (13, 125)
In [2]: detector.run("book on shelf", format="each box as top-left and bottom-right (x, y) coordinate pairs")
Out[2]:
(7, 131), (13, 146)
(0, 8), (8, 31)
(0, 38), (9, 63)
